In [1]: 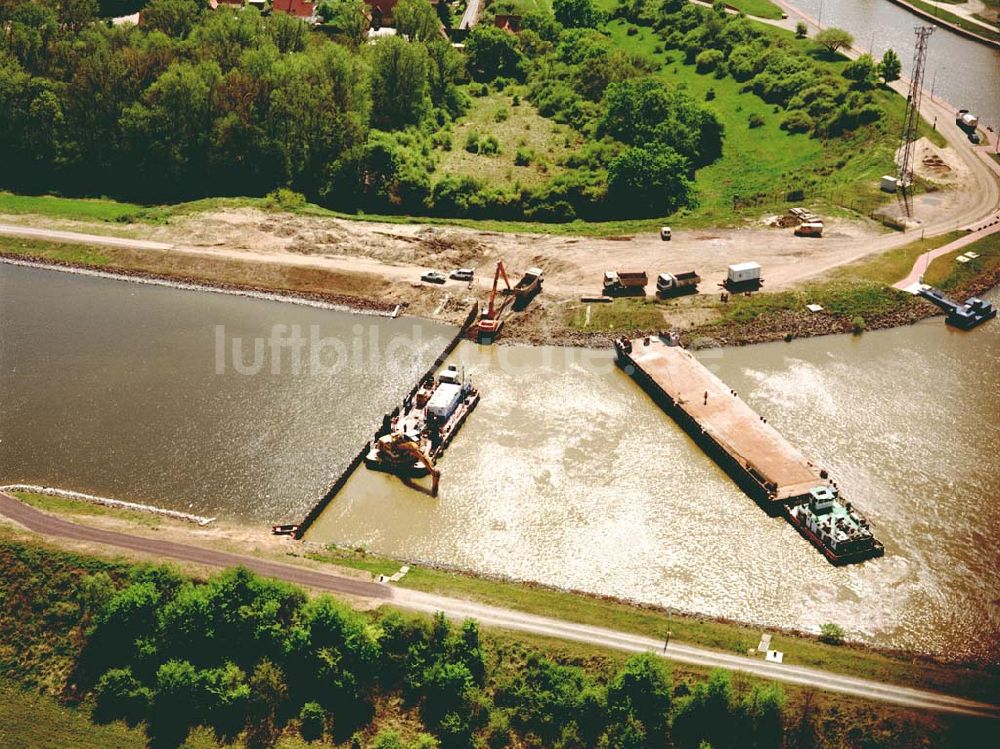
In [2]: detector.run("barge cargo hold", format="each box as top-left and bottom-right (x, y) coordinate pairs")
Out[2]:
(365, 365), (479, 479)
(614, 335), (884, 565)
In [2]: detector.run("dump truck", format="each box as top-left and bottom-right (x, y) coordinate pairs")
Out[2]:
(603, 271), (648, 296)
(512, 267), (543, 308)
(723, 262), (763, 292)
(794, 221), (824, 237)
(656, 271), (701, 297)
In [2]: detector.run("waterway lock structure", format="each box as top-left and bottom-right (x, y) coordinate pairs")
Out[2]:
(614, 334), (884, 565)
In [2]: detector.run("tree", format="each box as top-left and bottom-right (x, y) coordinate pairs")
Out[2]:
(553, 0), (601, 28)
(244, 660), (288, 749)
(464, 25), (523, 82)
(842, 53), (877, 90)
(55, 0), (98, 32)
(268, 12), (309, 53)
(606, 653), (673, 743)
(819, 622), (845, 645)
(369, 35), (430, 129)
(814, 27), (853, 56)
(393, 0), (442, 42)
(141, 0), (202, 39)
(671, 670), (737, 749)
(435, 0), (452, 31)
(795, 20), (807, 39)
(299, 701), (326, 742)
(318, 0), (370, 47)
(92, 667), (151, 726)
(879, 48), (901, 84)
(147, 660), (199, 749)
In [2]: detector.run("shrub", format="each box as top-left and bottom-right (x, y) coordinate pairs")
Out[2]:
(627, 26), (639, 36)
(494, 107), (509, 122)
(780, 110), (814, 134)
(514, 147), (533, 166)
(795, 21), (807, 39)
(299, 702), (325, 742)
(264, 188), (307, 211)
(92, 667), (151, 725)
(748, 113), (765, 129)
(479, 134), (501, 156)
(695, 48), (725, 73)
(705, 88), (715, 101)
(820, 622), (847, 644)
(512, 94), (520, 106)
(465, 131), (480, 153)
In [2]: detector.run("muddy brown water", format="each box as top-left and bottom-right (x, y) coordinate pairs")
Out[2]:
(2, 263), (998, 661)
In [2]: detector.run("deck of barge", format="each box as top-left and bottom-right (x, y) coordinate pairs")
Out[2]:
(623, 337), (822, 503)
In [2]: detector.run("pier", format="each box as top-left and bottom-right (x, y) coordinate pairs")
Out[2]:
(617, 336), (823, 504)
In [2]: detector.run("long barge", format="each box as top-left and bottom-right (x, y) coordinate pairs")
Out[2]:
(614, 335), (883, 565)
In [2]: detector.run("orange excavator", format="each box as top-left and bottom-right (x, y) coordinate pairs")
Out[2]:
(370, 432), (441, 495)
(477, 260), (511, 342)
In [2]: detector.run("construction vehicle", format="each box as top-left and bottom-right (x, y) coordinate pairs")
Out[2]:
(723, 262), (763, 292)
(794, 222), (824, 237)
(512, 267), (543, 308)
(603, 271), (648, 297)
(477, 260), (512, 342)
(956, 109), (979, 134)
(656, 271), (701, 297)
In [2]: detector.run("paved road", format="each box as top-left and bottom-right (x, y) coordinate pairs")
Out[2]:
(2, 492), (997, 719)
(459, 0), (481, 30)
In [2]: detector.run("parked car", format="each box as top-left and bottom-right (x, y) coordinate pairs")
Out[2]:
(421, 271), (446, 284)
(660, 226), (672, 241)
(968, 131), (982, 145)
(450, 268), (475, 281)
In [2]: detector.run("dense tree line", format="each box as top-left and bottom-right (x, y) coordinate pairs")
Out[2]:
(0, 0), (895, 221)
(73, 564), (788, 749)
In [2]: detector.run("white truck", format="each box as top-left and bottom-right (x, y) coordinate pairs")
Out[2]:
(724, 262), (763, 292)
(656, 271), (701, 297)
(794, 221), (824, 237)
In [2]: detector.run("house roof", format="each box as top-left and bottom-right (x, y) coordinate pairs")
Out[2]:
(272, 0), (315, 18)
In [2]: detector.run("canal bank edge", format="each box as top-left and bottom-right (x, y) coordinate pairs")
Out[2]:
(882, 0), (1000, 50)
(2, 490), (998, 707)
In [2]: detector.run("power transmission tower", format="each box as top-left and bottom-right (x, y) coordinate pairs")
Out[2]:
(897, 26), (934, 218)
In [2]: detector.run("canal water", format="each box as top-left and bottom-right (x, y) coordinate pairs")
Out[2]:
(0, 263), (455, 522)
(2, 263), (998, 661)
(307, 309), (1000, 663)
(786, 0), (1000, 129)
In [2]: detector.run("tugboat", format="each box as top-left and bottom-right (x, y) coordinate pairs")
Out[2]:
(786, 486), (885, 565)
(365, 365), (479, 494)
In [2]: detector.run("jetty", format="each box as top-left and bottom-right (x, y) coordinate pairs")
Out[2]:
(615, 335), (883, 564)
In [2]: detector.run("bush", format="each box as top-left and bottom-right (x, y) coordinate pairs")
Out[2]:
(748, 113), (765, 129)
(780, 110), (814, 134)
(795, 21), (807, 39)
(695, 49), (725, 74)
(514, 147), (533, 166)
(820, 622), (847, 644)
(479, 135), (501, 156)
(92, 667), (151, 725)
(705, 88), (715, 101)
(299, 702), (325, 742)
(494, 107), (509, 122)
(264, 188), (307, 211)
(627, 26), (639, 36)
(465, 131), (480, 153)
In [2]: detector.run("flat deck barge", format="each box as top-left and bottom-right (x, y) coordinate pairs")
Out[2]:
(615, 335), (883, 564)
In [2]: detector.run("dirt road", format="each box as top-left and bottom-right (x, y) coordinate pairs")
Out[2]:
(2, 491), (997, 719)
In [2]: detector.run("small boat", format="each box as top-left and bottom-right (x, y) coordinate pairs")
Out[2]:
(271, 524), (299, 536)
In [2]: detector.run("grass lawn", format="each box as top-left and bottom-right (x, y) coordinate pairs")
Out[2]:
(724, 0), (784, 19)
(435, 89), (581, 187)
(0, 192), (143, 223)
(923, 230), (1000, 290)
(569, 297), (668, 331)
(0, 235), (113, 266)
(829, 230), (966, 285)
(301, 546), (1000, 703)
(13, 492), (163, 530)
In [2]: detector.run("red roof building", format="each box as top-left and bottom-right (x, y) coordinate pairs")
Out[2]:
(272, 0), (316, 20)
(494, 14), (522, 33)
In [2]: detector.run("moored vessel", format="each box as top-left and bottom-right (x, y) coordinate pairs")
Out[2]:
(786, 486), (885, 565)
(365, 365), (479, 490)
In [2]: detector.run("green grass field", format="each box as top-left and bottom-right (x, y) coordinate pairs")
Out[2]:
(924, 230), (1000, 290)
(436, 90), (581, 187)
(0, 192), (143, 223)
(13, 492), (164, 529)
(724, 0), (784, 20)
